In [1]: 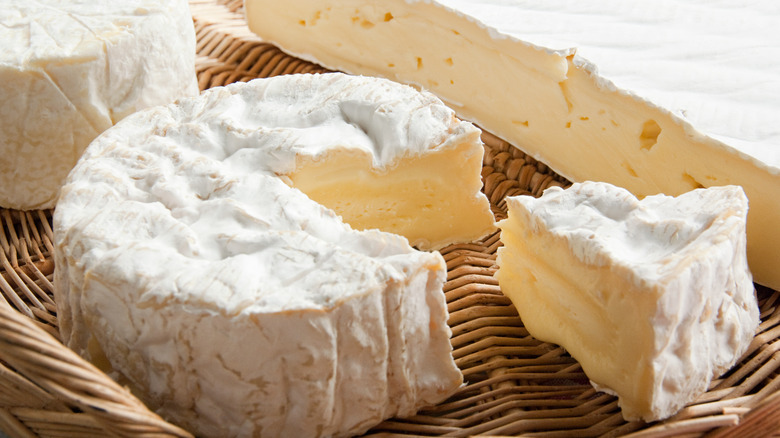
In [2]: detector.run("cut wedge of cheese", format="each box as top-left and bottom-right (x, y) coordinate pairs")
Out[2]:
(54, 73), (495, 438)
(0, 0), (198, 210)
(244, 0), (780, 290)
(495, 182), (759, 422)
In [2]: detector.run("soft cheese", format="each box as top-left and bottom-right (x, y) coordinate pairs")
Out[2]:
(244, 0), (780, 290)
(0, 0), (198, 210)
(495, 182), (759, 422)
(54, 73), (495, 438)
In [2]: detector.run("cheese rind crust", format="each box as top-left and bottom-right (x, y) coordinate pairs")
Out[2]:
(496, 182), (759, 421)
(53, 73), (485, 437)
(0, 0), (198, 210)
(244, 0), (780, 290)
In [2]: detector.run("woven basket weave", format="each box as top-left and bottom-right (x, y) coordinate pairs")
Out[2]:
(1, 1), (779, 436)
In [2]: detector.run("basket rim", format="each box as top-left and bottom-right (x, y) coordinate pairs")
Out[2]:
(1, 1), (779, 437)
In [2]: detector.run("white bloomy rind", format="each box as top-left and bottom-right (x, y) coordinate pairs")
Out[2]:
(496, 182), (759, 421)
(0, 0), (198, 210)
(244, 0), (780, 290)
(53, 73), (473, 438)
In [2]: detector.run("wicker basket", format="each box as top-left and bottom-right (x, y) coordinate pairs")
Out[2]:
(1, 1), (779, 436)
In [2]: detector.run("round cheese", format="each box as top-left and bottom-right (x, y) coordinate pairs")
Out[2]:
(0, 0), (198, 210)
(53, 73), (486, 437)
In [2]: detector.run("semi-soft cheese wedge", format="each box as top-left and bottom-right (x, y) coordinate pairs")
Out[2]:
(54, 73), (494, 438)
(245, 0), (780, 290)
(495, 182), (759, 422)
(0, 0), (198, 210)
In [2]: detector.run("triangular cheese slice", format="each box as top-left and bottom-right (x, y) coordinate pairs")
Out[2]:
(496, 181), (759, 421)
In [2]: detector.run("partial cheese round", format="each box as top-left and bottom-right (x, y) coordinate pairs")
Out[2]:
(0, 0), (198, 210)
(53, 73), (495, 437)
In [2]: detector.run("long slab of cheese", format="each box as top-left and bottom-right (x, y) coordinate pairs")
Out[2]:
(245, 0), (780, 290)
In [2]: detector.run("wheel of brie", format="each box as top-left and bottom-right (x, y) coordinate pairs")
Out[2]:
(0, 0), (198, 210)
(54, 73), (495, 437)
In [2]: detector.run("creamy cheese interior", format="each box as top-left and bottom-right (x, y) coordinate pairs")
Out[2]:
(290, 139), (495, 250)
(498, 210), (659, 418)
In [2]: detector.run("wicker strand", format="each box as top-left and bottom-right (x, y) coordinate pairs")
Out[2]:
(0, 409), (38, 438)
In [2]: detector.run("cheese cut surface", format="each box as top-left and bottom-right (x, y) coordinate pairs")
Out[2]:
(495, 182), (759, 422)
(244, 0), (780, 290)
(54, 73), (495, 438)
(0, 0), (198, 210)
(290, 139), (492, 250)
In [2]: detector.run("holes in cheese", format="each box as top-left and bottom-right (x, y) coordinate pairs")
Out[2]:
(640, 119), (662, 151)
